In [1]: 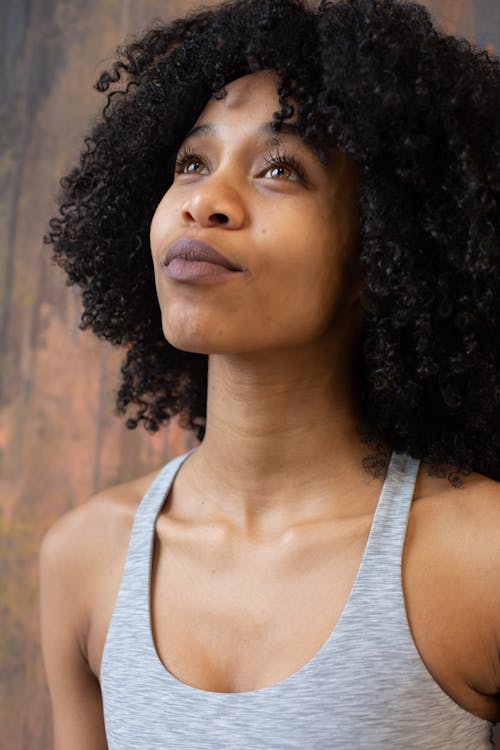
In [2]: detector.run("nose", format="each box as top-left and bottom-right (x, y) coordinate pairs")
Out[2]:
(181, 180), (245, 229)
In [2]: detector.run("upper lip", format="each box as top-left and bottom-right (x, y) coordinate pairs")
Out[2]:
(162, 238), (243, 271)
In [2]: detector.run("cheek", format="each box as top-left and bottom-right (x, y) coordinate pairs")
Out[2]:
(149, 207), (163, 252)
(252, 238), (341, 343)
(273, 211), (342, 306)
(150, 192), (177, 248)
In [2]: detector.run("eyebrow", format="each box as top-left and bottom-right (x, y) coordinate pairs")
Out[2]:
(181, 121), (323, 160)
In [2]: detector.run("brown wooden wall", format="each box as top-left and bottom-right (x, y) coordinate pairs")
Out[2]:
(1, 1), (498, 747)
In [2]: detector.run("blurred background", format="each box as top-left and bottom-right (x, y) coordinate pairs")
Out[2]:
(0, 0), (498, 747)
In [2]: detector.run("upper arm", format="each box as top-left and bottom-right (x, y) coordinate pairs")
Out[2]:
(491, 496), (500, 695)
(39, 507), (109, 750)
(468, 482), (500, 698)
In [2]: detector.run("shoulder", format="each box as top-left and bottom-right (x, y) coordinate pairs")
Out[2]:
(408, 466), (500, 694)
(412, 467), (500, 565)
(410, 467), (500, 602)
(442, 474), (500, 631)
(41, 467), (160, 558)
(39, 467), (162, 635)
(38, 469), (161, 748)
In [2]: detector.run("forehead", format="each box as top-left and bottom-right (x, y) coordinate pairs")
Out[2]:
(193, 69), (288, 125)
(183, 69), (357, 182)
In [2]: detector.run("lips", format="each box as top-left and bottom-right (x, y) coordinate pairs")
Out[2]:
(163, 238), (242, 271)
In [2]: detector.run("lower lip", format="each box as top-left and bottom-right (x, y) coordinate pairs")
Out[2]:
(162, 258), (242, 281)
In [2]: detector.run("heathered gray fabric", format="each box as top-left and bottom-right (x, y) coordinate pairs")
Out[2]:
(100, 448), (496, 749)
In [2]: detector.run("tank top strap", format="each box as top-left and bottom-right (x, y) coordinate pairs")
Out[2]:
(135, 448), (196, 521)
(112, 448), (196, 616)
(345, 448), (422, 614)
(363, 448), (421, 561)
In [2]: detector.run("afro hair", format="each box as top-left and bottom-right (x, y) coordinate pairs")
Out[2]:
(44, 0), (500, 485)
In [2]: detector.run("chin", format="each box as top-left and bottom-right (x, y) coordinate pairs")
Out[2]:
(162, 326), (230, 355)
(163, 328), (266, 356)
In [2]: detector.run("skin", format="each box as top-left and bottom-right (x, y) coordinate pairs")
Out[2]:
(39, 70), (500, 749)
(149, 69), (372, 531)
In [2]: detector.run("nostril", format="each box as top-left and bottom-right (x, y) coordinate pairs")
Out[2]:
(210, 213), (229, 224)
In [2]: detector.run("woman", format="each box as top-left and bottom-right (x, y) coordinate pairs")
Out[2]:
(40, 0), (500, 747)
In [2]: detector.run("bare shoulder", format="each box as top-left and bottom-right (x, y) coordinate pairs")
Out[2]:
(39, 467), (162, 633)
(411, 467), (500, 598)
(40, 465), (161, 555)
(39, 467), (162, 749)
(413, 467), (500, 560)
(445, 473), (500, 626)
(407, 466), (500, 698)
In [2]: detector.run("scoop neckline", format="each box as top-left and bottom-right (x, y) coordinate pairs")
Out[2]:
(145, 447), (406, 698)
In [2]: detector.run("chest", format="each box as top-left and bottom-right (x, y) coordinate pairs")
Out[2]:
(150, 519), (368, 694)
(87, 504), (499, 723)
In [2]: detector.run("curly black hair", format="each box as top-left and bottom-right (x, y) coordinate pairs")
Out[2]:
(44, 0), (500, 485)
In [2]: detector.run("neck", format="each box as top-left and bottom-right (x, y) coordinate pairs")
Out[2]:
(182, 328), (388, 535)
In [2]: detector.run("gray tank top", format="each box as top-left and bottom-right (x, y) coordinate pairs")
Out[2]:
(100, 447), (496, 748)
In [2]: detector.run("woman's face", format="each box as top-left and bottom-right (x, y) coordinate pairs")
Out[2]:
(150, 69), (361, 355)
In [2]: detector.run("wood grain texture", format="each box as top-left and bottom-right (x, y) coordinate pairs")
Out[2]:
(0, 1), (498, 747)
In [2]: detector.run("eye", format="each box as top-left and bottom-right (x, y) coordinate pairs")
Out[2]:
(263, 163), (297, 181)
(173, 144), (308, 183)
(174, 147), (209, 175)
(262, 146), (307, 183)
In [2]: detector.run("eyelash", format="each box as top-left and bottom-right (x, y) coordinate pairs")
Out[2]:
(263, 146), (307, 182)
(173, 144), (307, 183)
